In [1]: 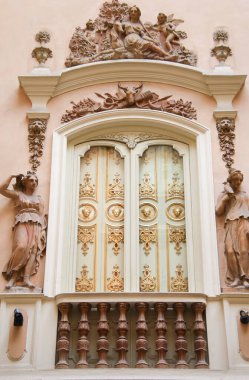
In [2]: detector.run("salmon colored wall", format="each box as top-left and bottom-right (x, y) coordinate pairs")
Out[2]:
(0, 0), (248, 290)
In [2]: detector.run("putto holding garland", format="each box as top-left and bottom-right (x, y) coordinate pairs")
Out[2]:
(65, 0), (197, 67)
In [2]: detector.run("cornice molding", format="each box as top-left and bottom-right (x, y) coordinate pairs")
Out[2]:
(19, 60), (246, 117)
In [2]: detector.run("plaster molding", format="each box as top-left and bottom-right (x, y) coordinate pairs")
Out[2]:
(19, 60), (246, 114)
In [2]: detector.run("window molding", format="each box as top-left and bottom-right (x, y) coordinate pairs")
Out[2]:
(44, 109), (220, 298)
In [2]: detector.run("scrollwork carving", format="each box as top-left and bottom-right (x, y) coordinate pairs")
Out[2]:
(216, 118), (235, 169)
(167, 172), (184, 199)
(108, 227), (124, 255)
(211, 29), (232, 63)
(77, 226), (95, 255)
(32, 31), (52, 65)
(75, 265), (94, 292)
(170, 264), (188, 292)
(169, 226), (186, 254)
(140, 264), (156, 292)
(139, 227), (157, 255)
(106, 264), (124, 291)
(61, 83), (197, 123)
(139, 173), (156, 200)
(28, 119), (47, 172)
(79, 173), (96, 199)
(107, 173), (124, 199)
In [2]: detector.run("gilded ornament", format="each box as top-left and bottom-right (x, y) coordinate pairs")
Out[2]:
(78, 204), (97, 222)
(61, 83), (197, 123)
(106, 203), (124, 222)
(75, 265), (94, 292)
(170, 264), (188, 292)
(78, 226), (95, 256)
(139, 173), (157, 200)
(107, 173), (124, 199)
(140, 265), (157, 292)
(108, 227), (124, 255)
(139, 227), (157, 255)
(139, 203), (157, 222)
(106, 264), (124, 292)
(169, 226), (186, 254)
(79, 173), (96, 199)
(167, 172), (184, 199)
(166, 203), (185, 221)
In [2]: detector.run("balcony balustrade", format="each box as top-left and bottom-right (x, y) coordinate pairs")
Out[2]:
(55, 300), (208, 369)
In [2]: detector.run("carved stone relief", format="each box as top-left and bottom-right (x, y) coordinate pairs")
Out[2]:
(169, 226), (186, 254)
(170, 264), (188, 292)
(61, 83), (197, 123)
(78, 226), (95, 256)
(106, 203), (124, 222)
(65, 0), (197, 67)
(139, 227), (157, 256)
(32, 31), (52, 65)
(139, 203), (157, 222)
(79, 173), (96, 199)
(216, 169), (249, 289)
(0, 172), (47, 291)
(106, 264), (124, 291)
(167, 172), (184, 199)
(75, 265), (94, 292)
(95, 133), (165, 149)
(78, 204), (97, 222)
(216, 118), (235, 169)
(28, 119), (48, 172)
(108, 227), (124, 255)
(139, 173), (157, 200)
(166, 203), (185, 221)
(140, 264), (157, 292)
(107, 173), (124, 199)
(211, 29), (232, 63)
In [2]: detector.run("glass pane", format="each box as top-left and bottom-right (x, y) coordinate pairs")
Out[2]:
(139, 145), (188, 292)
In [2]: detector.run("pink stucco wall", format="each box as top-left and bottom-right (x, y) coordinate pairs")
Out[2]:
(0, 0), (248, 290)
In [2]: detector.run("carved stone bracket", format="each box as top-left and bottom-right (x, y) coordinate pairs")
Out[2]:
(216, 117), (235, 169)
(28, 118), (48, 172)
(61, 83), (197, 123)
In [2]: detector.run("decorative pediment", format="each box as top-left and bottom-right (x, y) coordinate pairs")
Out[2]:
(65, 0), (197, 67)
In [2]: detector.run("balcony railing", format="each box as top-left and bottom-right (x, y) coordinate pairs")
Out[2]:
(55, 300), (208, 369)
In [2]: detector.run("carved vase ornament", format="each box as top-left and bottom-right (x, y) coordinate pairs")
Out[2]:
(32, 31), (52, 65)
(211, 29), (232, 64)
(61, 83), (197, 123)
(0, 172), (47, 290)
(216, 169), (249, 289)
(65, 0), (197, 67)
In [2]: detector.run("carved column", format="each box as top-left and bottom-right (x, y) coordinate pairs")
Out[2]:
(192, 302), (208, 368)
(28, 118), (48, 172)
(76, 302), (91, 368)
(155, 302), (168, 368)
(96, 302), (110, 368)
(56, 303), (72, 369)
(173, 302), (189, 368)
(115, 302), (130, 368)
(135, 302), (149, 368)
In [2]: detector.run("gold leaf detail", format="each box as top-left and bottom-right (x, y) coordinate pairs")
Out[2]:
(139, 173), (156, 199)
(170, 264), (188, 292)
(108, 227), (124, 255)
(169, 227), (186, 254)
(78, 226), (95, 255)
(79, 173), (96, 198)
(139, 227), (157, 255)
(75, 265), (94, 292)
(106, 264), (124, 292)
(140, 264), (156, 292)
(167, 172), (184, 199)
(108, 173), (124, 199)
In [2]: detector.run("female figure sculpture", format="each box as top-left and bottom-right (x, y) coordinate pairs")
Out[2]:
(0, 172), (46, 289)
(216, 169), (249, 288)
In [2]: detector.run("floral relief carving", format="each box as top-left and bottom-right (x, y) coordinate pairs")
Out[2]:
(211, 29), (232, 64)
(65, 0), (197, 67)
(216, 118), (235, 169)
(167, 172), (184, 199)
(170, 264), (188, 292)
(140, 264), (157, 292)
(78, 226), (95, 256)
(108, 227), (124, 255)
(169, 226), (186, 254)
(79, 173), (96, 199)
(106, 264), (124, 292)
(28, 119), (48, 172)
(75, 265), (94, 292)
(139, 227), (157, 255)
(32, 31), (52, 65)
(107, 173), (124, 199)
(61, 83), (197, 123)
(97, 133), (164, 149)
(139, 173), (157, 200)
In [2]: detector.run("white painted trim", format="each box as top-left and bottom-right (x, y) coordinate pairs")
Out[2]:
(44, 109), (220, 297)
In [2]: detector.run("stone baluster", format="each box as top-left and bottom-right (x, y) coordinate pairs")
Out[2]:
(115, 302), (130, 368)
(96, 302), (110, 368)
(56, 303), (72, 369)
(192, 302), (208, 368)
(173, 302), (189, 368)
(76, 302), (91, 368)
(135, 302), (149, 368)
(155, 302), (168, 368)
